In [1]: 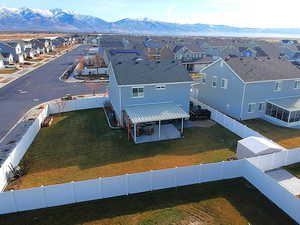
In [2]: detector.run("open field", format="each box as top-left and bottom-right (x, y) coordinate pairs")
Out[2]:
(243, 119), (300, 148)
(0, 32), (65, 41)
(7, 109), (239, 190)
(1, 179), (297, 225)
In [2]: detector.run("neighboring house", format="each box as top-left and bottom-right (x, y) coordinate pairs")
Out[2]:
(3, 41), (24, 63)
(0, 53), (4, 69)
(239, 47), (257, 57)
(103, 49), (144, 66)
(199, 41), (239, 58)
(1, 52), (14, 65)
(192, 57), (300, 127)
(182, 56), (216, 74)
(160, 45), (174, 60)
(108, 57), (193, 143)
(143, 41), (162, 61)
(100, 40), (125, 49)
(25, 48), (35, 59)
(173, 45), (202, 61)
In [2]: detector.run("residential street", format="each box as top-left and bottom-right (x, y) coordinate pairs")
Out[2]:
(0, 45), (107, 140)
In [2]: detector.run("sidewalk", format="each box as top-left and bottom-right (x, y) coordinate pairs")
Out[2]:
(0, 45), (79, 89)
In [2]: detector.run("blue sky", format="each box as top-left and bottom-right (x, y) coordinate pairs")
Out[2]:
(0, 0), (299, 28)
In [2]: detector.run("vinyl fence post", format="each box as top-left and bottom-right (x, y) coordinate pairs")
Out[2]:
(150, 170), (153, 191)
(71, 181), (76, 203)
(41, 185), (48, 208)
(98, 177), (102, 198)
(10, 190), (18, 212)
(126, 174), (129, 195)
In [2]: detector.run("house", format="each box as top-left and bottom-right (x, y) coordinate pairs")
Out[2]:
(103, 49), (145, 66)
(25, 48), (35, 59)
(0, 54), (4, 69)
(173, 45), (202, 61)
(143, 41), (162, 61)
(0, 42), (24, 63)
(1, 52), (14, 65)
(192, 57), (300, 127)
(108, 56), (193, 143)
(239, 47), (257, 57)
(181, 56), (216, 74)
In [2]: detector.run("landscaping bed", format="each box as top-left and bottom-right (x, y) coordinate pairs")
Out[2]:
(1, 179), (297, 225)
(6, 109), (239, 190)
(75, 74), (109, 81)
(243, 119), (300, 149)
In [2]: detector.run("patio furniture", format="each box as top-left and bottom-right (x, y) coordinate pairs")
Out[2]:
(143, 125), (154, 135)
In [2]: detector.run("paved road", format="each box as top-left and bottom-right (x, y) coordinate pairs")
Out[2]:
(0, 45), (107, 139)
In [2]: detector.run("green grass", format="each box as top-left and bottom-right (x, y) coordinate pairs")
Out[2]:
(7, 109), (239, 190)
(243, 119), (300, 149)
(1, 179), (297, 225)
(285, 163), (300, 178)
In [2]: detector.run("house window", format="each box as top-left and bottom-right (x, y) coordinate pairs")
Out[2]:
(132, 87), (144, 98)
(294, 80), (300, 89)
(257, 102), (265, 112)
(202, 74), (206, 84)
(248, 103), (256, 113)
(156, 85), (166, 90)
(274, 81), (282, 92)
(212, 76), (217, 88)
(221, 78), (228, 89)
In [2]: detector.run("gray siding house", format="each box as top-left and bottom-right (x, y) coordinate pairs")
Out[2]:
(192, 57), (300, 127)
(108, 57), (193, 143)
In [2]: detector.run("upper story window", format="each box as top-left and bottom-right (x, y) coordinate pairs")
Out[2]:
(156, 85), (166, 90)
(295, 80), (300, 89)
(132, 87), (144, 98)
(274, 81), (282, 92)
(212, 76), (217, 88)
(221, 78), (228, 89)
(248, 103), (256, 113)
(202, 73), (206, 84)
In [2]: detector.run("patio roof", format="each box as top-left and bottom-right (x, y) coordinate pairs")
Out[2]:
(125, 103), (189, 124)
(268, 96), (300, 111)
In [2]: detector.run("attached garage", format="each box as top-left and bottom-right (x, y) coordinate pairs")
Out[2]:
(237, 136), (285, 159)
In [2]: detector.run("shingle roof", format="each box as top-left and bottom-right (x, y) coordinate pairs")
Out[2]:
(173, 45), (184, 53)
(253, 47), (268, 57)
(111, 58), (192, 85)
(101, 40), (125, 49)
(143, 41), (162, 49)
(225, 57), (300, 82)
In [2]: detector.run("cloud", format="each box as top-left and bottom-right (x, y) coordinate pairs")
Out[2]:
(166, 4), (176, 21)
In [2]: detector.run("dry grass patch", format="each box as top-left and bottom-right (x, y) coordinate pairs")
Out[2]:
(243, 119), (300, 148)
(0, 69), (17, 74)
(7, 109), (239, 190)
(1, 179), (297, 225)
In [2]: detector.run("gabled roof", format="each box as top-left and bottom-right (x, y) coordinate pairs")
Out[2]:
(253, 47), (268, 57)
(111, 58), (192, 86)
(225, 57), (300, 82)
(101, 40), (125, 49)
(143, 41), (162, 49)
(173, 45), (184, 53)
(0, 42), (15, 56)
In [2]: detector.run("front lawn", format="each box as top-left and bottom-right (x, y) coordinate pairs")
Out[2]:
(244, 119), (300, 148)
(1, 179), (297, 225)
(7, 109), (239, 190)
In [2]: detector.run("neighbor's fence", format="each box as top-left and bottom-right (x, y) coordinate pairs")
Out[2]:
(244, 159), (300, 224)
(191, 98), (264, 139)
(0, 160), (245, 214)
(0, 96), (108, 192)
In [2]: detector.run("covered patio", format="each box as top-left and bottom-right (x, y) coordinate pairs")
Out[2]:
(266, 96), (300, 126)
(125, 103), (190, 144)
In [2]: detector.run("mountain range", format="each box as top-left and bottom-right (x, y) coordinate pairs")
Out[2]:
(1, 7), (300, 37)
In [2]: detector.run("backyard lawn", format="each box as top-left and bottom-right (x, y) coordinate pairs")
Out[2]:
(7, 109), (239, 190)
(244, 119), (300, 149)
(1, 179), (297, 225)
(285, 163), (300, 178)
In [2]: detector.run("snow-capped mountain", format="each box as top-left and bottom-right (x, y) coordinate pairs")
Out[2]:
(1, 7), (300, 37)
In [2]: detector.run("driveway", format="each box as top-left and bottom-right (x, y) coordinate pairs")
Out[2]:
(0, 45), (107, 140)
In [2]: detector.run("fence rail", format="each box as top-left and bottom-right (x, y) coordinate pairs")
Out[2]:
(0, 160), (245, 215)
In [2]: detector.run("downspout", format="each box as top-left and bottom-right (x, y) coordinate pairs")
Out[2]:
(240, 83), (247, 120)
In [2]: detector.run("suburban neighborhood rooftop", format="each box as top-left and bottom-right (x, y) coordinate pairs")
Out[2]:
(112, 58), (193, 85)
(226, 57), (300, 82)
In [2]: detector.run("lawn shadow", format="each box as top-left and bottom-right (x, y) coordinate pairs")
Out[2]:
(1, 179), (297, 225)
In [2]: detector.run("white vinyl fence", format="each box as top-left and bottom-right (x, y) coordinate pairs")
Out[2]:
(0, 96), (108, 191)
(244, 159), (300, 224)
(191, 98), (265, 139)
(0, 160), (245, 214)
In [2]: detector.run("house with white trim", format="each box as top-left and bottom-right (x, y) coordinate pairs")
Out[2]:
(108, 56), (193, 143)
(192, 57), (300, 127)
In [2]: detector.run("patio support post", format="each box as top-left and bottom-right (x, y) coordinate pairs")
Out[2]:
(158, 120), (161, 140)
(288, 111), (291, 123)
(134, 123), (137, 143)
(181, 118), (184, 134)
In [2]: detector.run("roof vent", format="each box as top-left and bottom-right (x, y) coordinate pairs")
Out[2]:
(240, 58), (243, 61)
(117, 61), (122, 65)
(156, 61), (160, 64)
